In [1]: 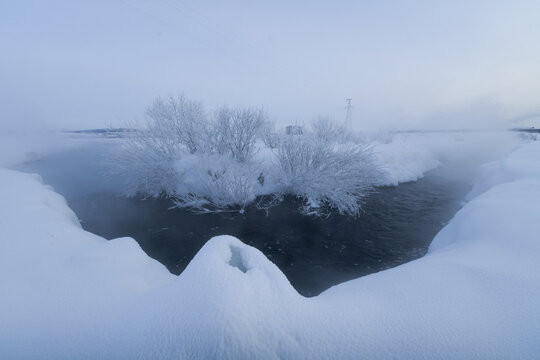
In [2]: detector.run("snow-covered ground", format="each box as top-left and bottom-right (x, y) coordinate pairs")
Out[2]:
(1, 134), (539, 359)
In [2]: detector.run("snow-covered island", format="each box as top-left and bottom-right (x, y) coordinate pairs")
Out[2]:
(1, 135), (539, 359)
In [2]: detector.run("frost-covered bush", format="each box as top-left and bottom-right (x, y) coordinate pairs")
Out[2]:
(146, 95), (208, 154)
(112, 96), (270, 211)
(274, 134), (380, 216)
(311, 116), (350, 143)
(108, 94), (208, 196)
(211, 106), (268, 162)
(170, 154), (263, 213)
(160, 105), (270, 212)
(112, 95), (382, 216)
(109, 128), (181, 197)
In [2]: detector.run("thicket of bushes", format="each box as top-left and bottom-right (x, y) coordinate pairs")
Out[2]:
(112, 94), (382, 216)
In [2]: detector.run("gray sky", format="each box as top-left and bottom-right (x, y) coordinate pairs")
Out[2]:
(1, 0), (540, 131)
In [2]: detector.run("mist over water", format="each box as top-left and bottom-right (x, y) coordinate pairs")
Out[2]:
(12, 131), (518, 296)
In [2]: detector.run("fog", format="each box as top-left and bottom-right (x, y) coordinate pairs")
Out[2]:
(2, 0), (540, 132)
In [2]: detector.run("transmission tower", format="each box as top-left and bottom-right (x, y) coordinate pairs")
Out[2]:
(345, 98), (352, 129)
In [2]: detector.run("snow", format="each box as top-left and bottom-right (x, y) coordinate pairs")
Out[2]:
(372, 131), (520, 185)
(373, 134), (441, 185)
(0, 170), (174, 358)
(1, 136), (539, 358)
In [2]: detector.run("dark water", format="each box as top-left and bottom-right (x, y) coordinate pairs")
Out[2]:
(14, 139), (471, 296)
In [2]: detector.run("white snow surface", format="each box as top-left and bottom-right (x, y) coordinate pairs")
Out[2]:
(1, 140), (540, 359)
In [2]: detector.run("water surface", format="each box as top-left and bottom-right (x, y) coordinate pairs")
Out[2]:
(15, 138), (470, 296)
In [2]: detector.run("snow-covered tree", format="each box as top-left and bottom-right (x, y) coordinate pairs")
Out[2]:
(146, 95), (207, 154)
(212, 106), (268, 163)
(311, 116), (349, 143)
(111, 95), (382, 216)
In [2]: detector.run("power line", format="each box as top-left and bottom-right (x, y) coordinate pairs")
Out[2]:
(155, 0), (260, 55)
(172, 0), (259, 53)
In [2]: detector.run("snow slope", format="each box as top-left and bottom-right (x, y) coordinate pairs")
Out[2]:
(1, 140), (539, 359)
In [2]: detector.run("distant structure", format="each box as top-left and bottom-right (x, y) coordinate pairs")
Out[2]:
(286, 125), (303, 135)
(345, 98), (353, 130)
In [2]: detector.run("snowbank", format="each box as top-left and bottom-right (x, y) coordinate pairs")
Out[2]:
(372, 131), (519, 185)
(0, 170), (174, 358)
(1, 140), (540, 359)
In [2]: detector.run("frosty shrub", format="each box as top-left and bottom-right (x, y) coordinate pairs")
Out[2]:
(146, 95), (207, 154)
(274, 134), (380, 216)
(161, 105), (270, 212)
(112, 95), (383, 216)
(212, 106), (268, 162)
(170, 154), (261, 213)
(109, 128), (181, 197)
(311, 116), (349, 143)
(111, 96), (270, 212)
(108, 94), (207, 196)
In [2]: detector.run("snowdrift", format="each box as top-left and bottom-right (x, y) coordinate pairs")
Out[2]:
(1, 141), (540, 359)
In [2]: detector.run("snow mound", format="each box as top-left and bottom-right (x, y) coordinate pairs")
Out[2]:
(113, 236), (307, 359)
(1, 139), (540, 359)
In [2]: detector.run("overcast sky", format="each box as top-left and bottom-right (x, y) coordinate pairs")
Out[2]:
(1, 0), (540, 131)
